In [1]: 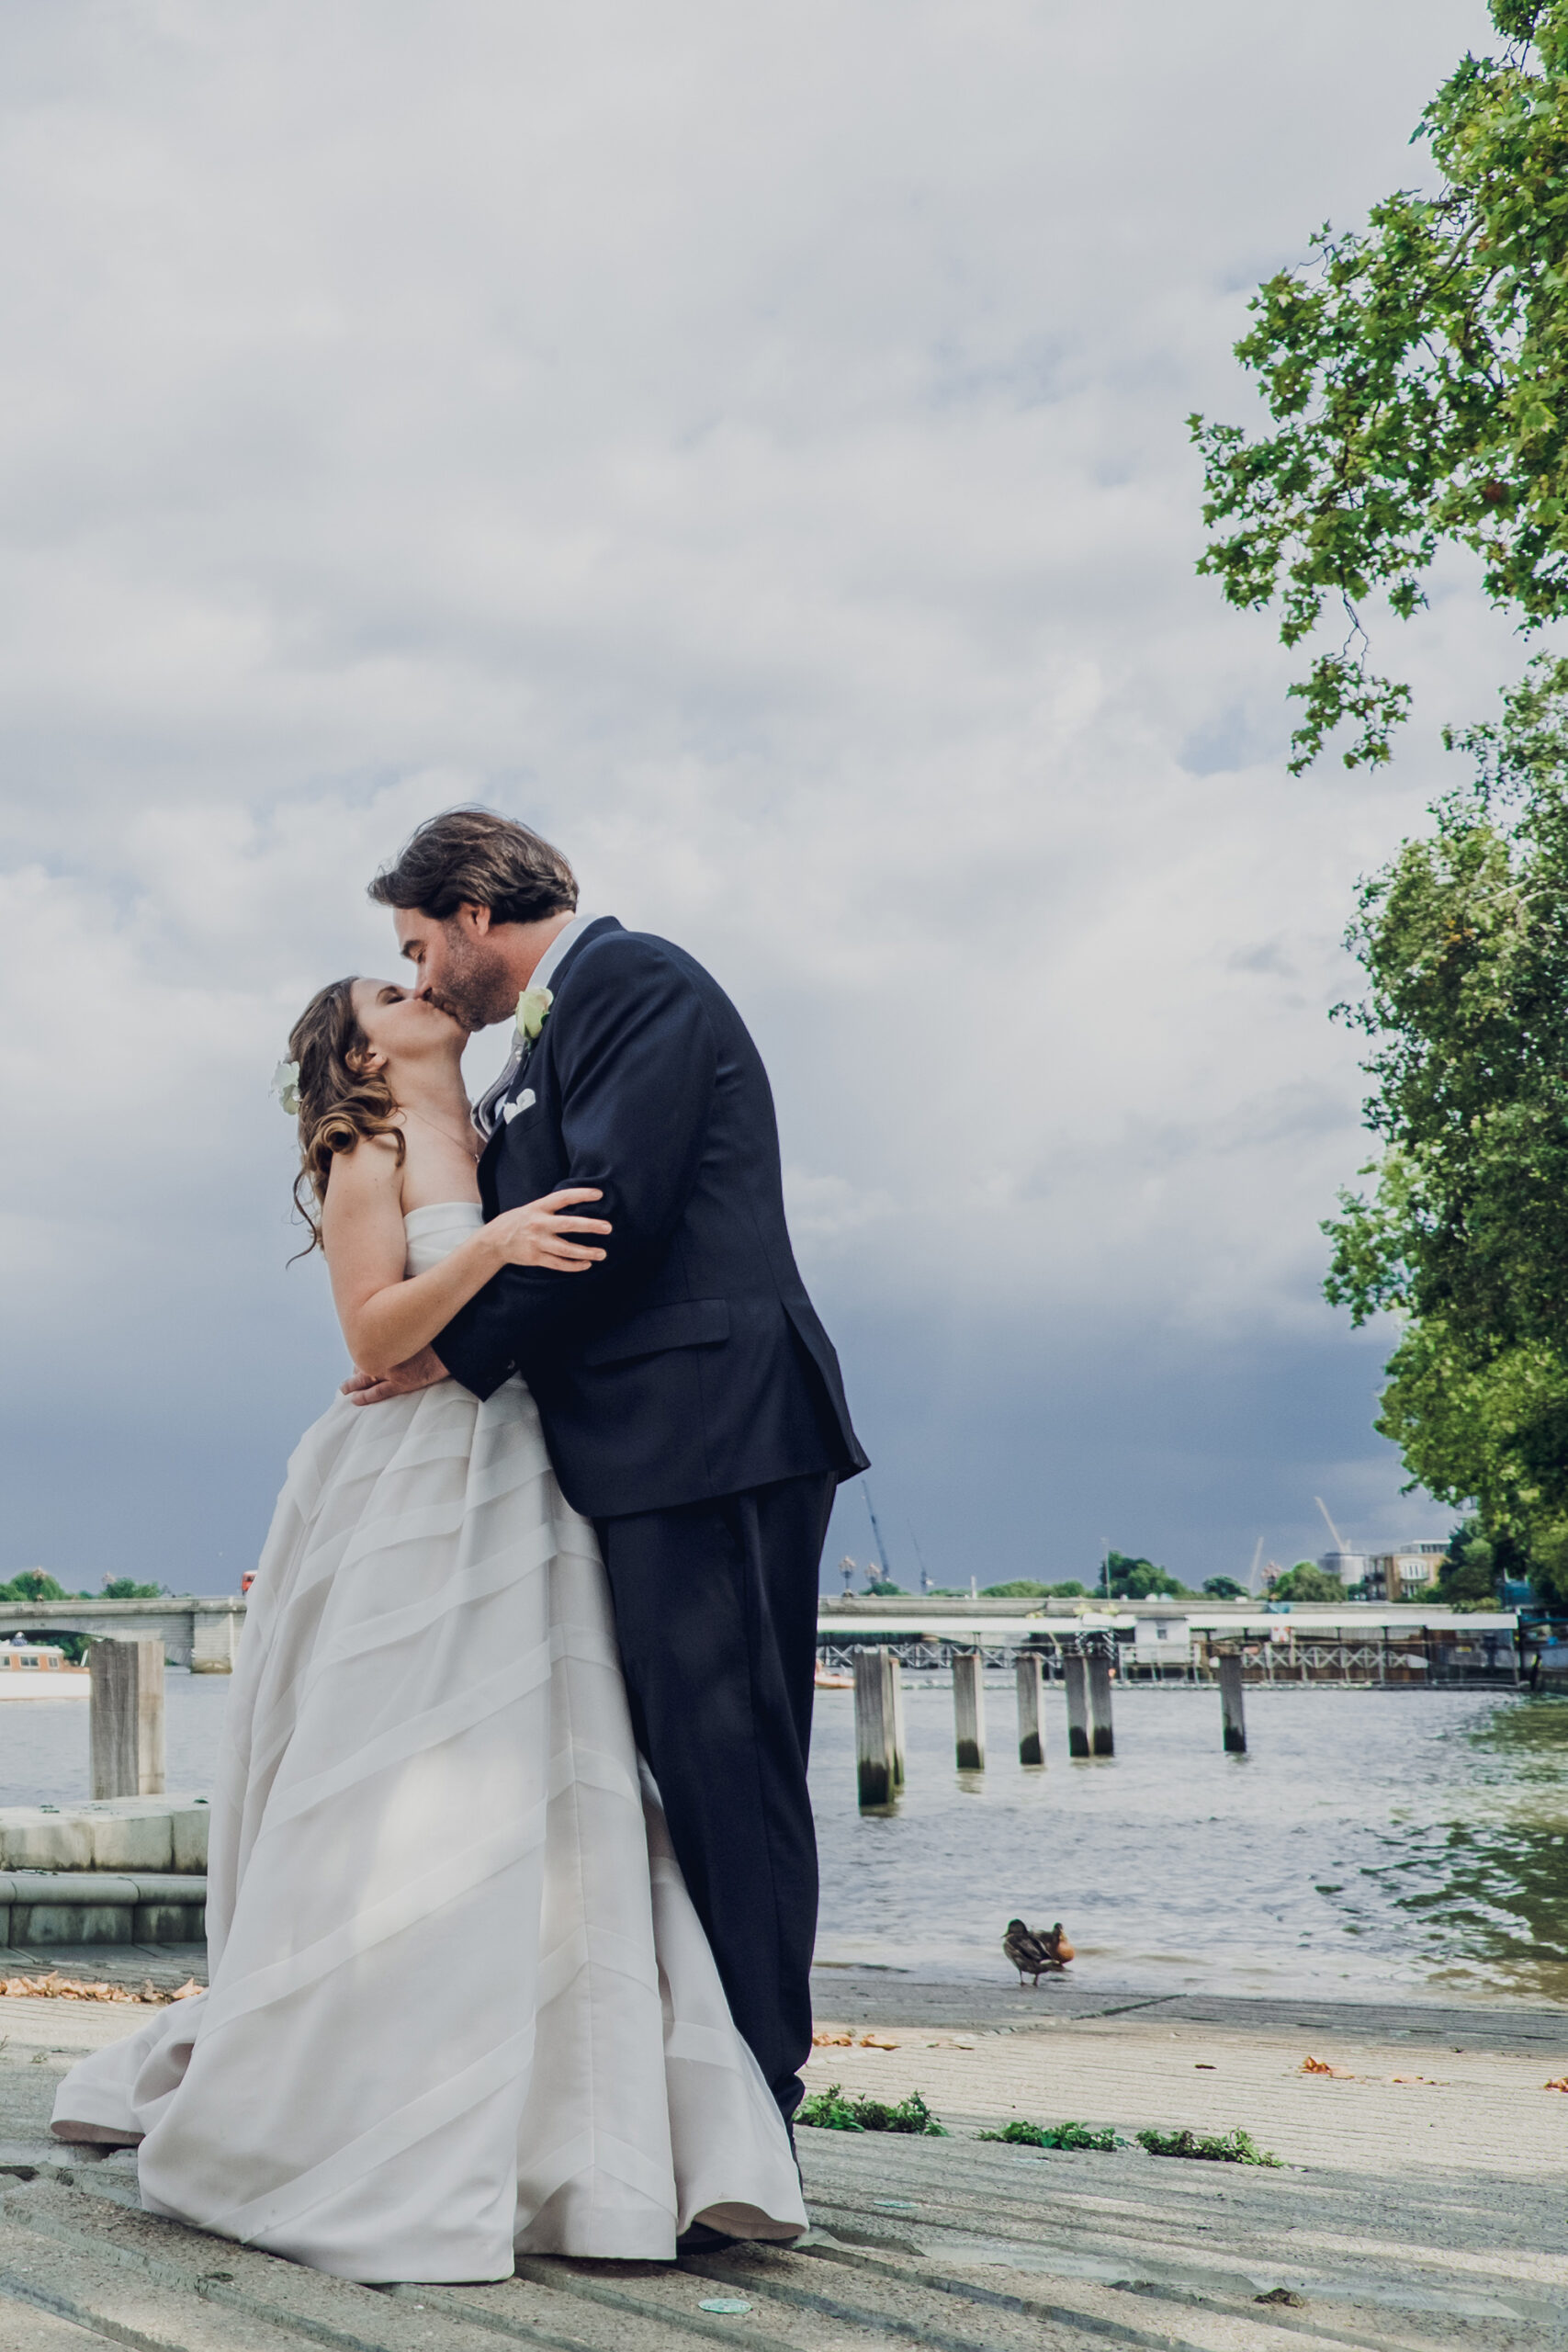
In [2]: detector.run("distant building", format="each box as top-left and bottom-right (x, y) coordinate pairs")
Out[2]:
(1361, 1541), (1449, 1601)
(1317, 1551), (1371, 1589)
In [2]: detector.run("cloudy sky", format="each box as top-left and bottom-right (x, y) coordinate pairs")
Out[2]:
(0, 0), (1515, 1597)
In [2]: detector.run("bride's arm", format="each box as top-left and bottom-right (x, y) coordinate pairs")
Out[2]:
(321, 1137), (609, 1379)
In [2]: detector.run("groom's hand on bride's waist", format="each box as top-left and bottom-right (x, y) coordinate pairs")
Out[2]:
(342, 1345), (449, 1408)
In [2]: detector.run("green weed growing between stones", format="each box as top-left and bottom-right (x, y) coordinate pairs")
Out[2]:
(1136, 2126), (1282, 2166)
(978, 2120), (1123, 2151)
(797, 2085), (948, 2135)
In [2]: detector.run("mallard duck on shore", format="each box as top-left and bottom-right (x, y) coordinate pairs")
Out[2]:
(1003, 1918), (1074, 1985)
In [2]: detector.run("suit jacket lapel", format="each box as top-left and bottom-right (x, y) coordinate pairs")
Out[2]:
(476, 917), (623, 1177)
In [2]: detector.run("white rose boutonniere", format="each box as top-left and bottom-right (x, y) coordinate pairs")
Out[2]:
(514, 986), (553, 1045)
(271, 1057), (301, 1115)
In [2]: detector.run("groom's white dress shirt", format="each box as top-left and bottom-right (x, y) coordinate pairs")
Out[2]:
(530, 909), (600, 1000)
(471, 910), (600, 1140)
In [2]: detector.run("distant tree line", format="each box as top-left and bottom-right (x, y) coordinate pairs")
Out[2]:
(871, 1542), (1505, 1609)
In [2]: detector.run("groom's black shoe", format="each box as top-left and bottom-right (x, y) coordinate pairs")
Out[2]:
(675, 2221), (744, 2255)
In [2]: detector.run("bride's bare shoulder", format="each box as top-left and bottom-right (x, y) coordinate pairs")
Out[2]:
(320, 1127), (406, 1238)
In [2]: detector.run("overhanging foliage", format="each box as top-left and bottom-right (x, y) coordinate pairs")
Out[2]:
(1192, 3), (1568, 772)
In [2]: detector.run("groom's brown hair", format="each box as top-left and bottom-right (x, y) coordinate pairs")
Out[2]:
(369, 808), (578, 927)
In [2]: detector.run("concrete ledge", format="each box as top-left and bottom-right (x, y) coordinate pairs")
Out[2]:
(0, 1872), (207, 1949)
(0, 1799), (208, 1875)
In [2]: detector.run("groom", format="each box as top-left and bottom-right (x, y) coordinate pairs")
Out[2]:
(346, 808), (867, 2136)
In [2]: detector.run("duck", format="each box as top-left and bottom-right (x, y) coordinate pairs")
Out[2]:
(1003, 1918), (1074, 1984)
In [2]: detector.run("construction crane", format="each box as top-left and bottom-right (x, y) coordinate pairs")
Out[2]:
(1247, 1534), (1265, 1596)
(863, 1485), (894, 1584)
(1314, 1497), (1349, 1555)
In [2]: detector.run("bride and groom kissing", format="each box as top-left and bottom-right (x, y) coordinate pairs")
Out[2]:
(52, 808), (867, 2281)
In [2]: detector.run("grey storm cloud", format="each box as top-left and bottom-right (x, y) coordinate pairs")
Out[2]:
(0, 0), (1502, 1593)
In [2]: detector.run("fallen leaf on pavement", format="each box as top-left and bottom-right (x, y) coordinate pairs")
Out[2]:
(1300, 2056), (1354, 2077)
(859, 2033), (898, 2049)
(0, 1970), (194, 2006)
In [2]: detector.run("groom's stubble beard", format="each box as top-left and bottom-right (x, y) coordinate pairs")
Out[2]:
(423, 921), (518, 1035)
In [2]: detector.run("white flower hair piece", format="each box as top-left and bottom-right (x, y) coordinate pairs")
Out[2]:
(271, 1057), (301, 1115)
(514, 986), (553, 1044)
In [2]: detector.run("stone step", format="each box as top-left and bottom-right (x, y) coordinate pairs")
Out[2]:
(0, 2286), (119, 2346)
(2, 2132), (1528, 2352)
(0, 1802), (209, 1877)
(0, 1874), (208, 1950)
(793, 2130), (1562, 2349)
(0, 2175), (936, 2352)
(0, 2177), (584, 2352)
(0, 2208), (311, 2350)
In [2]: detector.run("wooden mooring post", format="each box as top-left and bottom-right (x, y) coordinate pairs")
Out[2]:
(1218, 1650), (1247, 1754)
(889, 1651), (907, 1790)
(853, 1649), (902, 1809)
(89, 1636), (165, 1798)
(1063, 1651), (1093, 1757)
(1016, 1652), (1045, 1766)
(1087, 1650), (1115, 1757)
(953, 1650), (986, 1770)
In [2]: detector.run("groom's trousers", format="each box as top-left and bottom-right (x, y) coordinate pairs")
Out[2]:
(595, 1469), (837, 2123)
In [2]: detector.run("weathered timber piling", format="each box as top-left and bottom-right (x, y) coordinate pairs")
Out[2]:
(889, 1651), (907, 1789)
(89, 1636), (165, 1798)
(1218, 1650), (1247, 1754)
(953, 1649), (986, 1770)
(1087, 1650), (1115, 1756)
(854, 1649), (898, 1809)
(1063, 1651), (1093, 1757)
(1016, 1652), (1045, 1766)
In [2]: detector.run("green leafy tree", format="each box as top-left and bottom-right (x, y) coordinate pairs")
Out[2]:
(981, 1579), (1093, 1600)
(1270, 1561), (1346, 1603)
(0, 1570), (76, 1603)
(99, 1577), (169, 1600)
(1202, 1577), (1248, 1600)
(1106, 1552), (1190, 1600)
(1323, 659), (1568, 1596)
(0, 1569), (96, 1660)
(1191, 3), (1568, 773)
(1429, 1516), (1502, 1607)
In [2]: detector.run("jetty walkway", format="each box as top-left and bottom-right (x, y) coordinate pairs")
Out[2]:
(0, 1951), (1562, 2352)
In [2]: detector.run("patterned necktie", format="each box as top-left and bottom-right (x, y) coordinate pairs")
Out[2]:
(472, 1039), (528, 1142)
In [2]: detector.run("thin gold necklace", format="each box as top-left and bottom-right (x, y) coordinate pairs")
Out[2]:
(402, 1103), (480, 1160)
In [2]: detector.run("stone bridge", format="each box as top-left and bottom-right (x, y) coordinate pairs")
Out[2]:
(0, 1596), (245, 1671)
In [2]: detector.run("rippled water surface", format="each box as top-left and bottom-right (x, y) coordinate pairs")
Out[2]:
(0, 1676), (231, 1812)
(5, 1673), (1567, 2003)
(808, 1679), (1568, 2003)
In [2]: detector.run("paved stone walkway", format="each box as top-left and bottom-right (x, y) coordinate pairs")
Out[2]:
(0, 1964), (1561, 2349)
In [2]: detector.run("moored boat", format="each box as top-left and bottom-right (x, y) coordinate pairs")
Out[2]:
(0, 1639), (90, 1699)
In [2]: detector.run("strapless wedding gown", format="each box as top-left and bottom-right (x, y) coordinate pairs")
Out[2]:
(53, 1203), (806, 2281)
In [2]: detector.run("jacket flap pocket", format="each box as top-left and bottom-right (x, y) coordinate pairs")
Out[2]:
(581, 1297), (730, 1367)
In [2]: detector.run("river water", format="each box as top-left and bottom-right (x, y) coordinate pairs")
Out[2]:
(5, 1675), (1566, 2006)
(808, 1679), (1568, 2006)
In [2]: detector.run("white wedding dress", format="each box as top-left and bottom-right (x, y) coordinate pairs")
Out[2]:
(53, 1203), (806, 2281)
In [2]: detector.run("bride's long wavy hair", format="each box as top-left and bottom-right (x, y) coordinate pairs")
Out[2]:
(286, 978), (405, 1257)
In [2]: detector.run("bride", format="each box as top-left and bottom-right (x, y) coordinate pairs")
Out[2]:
(51, 975), (807, 2280)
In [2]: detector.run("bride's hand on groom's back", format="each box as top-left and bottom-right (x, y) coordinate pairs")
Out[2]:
(488, 1189), (610, 1274)
(342, 1346), (448, 1408)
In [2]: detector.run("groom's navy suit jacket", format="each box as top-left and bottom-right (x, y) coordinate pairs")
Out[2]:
(434, 917), (867, 1521)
